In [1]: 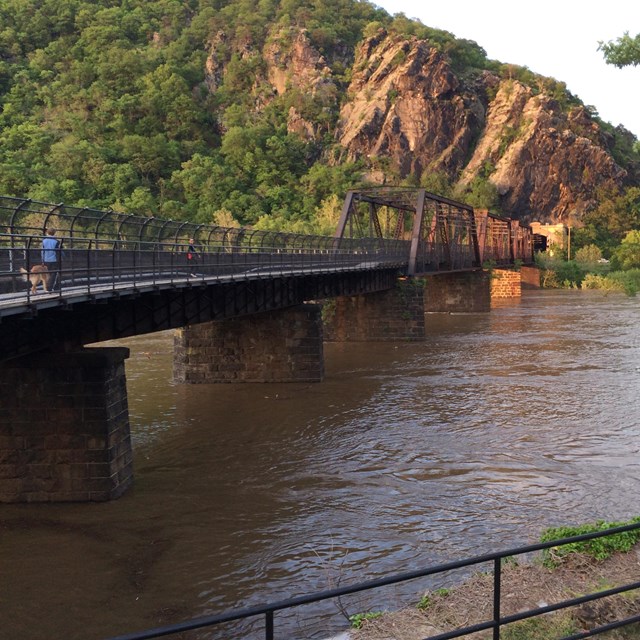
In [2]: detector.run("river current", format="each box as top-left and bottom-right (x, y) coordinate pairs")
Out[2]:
(2, 290), (639, 639)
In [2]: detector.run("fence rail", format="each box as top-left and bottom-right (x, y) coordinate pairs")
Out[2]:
(0, 229), (410, 308)
(105, 522), (640, 640)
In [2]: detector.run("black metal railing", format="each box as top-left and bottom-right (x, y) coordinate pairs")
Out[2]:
(0, 196), (416, 314)
(0, 230), (410, 309)
(105, 522), (640, 640)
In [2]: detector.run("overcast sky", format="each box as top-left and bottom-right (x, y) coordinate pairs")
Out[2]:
(373, 0), (640, 138)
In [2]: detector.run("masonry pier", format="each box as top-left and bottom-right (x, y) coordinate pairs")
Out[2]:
(323, 279), (427, 341)
(0, 347), (132, 503)
(324, 272), (492, 340)
(422, 271), (491, 313)
(174, 304), (324, 383)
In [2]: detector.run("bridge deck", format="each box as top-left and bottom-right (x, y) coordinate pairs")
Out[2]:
(0, 259), (406, 319)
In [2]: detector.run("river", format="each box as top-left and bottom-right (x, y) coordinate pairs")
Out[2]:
(2, 290), (639, 640)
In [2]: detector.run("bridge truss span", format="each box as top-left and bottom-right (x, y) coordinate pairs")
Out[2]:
(335, 188), (534, 274)
(0, 192), (533, 359)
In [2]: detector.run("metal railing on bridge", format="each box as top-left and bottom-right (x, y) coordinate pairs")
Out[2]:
(0, 196), (410, 305)
(0, 193), (533, 306)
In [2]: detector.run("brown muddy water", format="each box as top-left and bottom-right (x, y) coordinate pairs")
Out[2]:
(2, 290), (640, 640)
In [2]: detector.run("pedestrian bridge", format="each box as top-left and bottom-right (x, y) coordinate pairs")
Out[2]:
(0, 189), (536, 502)
(0, 188), (532, 354)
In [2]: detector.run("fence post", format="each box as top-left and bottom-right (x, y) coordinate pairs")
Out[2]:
(265, 611), (274, 640)
(493, 557), (501, 640)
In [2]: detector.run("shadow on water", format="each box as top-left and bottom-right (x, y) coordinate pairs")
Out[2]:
(2, 290), (640, 639)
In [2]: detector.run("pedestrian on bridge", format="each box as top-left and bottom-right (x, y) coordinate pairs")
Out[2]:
(41, 228), (61, 291)
(187, 238), (199, 277)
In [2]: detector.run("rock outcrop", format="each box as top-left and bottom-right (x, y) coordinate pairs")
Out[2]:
(263, 29), (338, 139)
(333, 31), (630, 222)
(337, 34), (485, 179)
(207, 26), (635, 223)
(458, 81), (626, 222)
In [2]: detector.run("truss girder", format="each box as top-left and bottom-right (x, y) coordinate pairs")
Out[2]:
(335, 189), (533, 273)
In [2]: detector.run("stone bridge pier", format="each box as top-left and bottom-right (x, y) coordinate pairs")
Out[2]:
(324, 271), (492, 340)
(0, 347), (133, 503)
(0, 268), (538, 503)
(174, 304), (325, 383)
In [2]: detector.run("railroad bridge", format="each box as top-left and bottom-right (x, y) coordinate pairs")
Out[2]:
(0, 189), (538, 502)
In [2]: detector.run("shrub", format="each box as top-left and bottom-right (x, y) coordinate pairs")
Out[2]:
(349, 611), (383, 628)
(574, 243), (603, 266)
(581, 273), (623, 291)
(607, 269), (640, 295)
(540, 517), (640, 566)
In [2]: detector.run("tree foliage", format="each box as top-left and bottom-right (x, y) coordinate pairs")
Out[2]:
(579, 187), (640, 254)
(612, 230), (640, 270)
(599, 32), (640, 68)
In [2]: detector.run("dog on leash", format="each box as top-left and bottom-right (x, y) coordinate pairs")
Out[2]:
(20, 265), (52, 293)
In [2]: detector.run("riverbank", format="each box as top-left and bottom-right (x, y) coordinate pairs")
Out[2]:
(350, 545), (640, 640)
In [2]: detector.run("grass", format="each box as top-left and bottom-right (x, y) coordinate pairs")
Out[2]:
(501, 613), (577, 639)
(540, 517), (640, 566)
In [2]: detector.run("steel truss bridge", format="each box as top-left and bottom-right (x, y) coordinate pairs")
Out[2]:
(0, 190), (533, 360)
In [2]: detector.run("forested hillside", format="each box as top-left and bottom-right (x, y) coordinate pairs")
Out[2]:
(1, 0), (639, 246)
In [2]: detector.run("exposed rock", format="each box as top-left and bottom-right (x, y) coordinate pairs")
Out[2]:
(204, 28), (635, 223)
(264, 29), (332, 95)
(334, 32), (629, 222)
(287, 106), (316, 140)
(263, 29), (338, 138)
(458, 80), (626, 222)
(204, 31), (229, 93)
(337, 34), (485, 178)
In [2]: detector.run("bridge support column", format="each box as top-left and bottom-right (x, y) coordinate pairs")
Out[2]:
(490, 268), (522, 300)
(174, 304), (324, 383)
(0, 347), (133, 503)
(520, 265), (541, 289)
(490, 266), (541, 300)
(423, 271), (491, 312)
(323, 279), (426, 341)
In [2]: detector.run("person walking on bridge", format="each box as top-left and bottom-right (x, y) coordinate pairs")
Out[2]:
(187, 237), (199, 277)
(41, 227), (61, 291)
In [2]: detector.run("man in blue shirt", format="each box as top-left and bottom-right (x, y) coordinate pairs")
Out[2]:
(41, 228), (61, 291)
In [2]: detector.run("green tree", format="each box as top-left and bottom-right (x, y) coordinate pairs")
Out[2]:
(599, 32), (640, 67)
(580, 186), (640, 253)
(455, 176), (500, 211)
(574, 244), (603, 266)
(612, 230), (640, 270)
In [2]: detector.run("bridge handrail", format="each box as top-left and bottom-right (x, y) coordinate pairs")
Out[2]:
(0, 193), (534, 299)
(0, 228), (411, 306)
(0, 196), (404, 255)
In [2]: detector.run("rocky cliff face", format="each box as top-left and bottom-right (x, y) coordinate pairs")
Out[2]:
(211, 27), (634, 223)
(337, 33), (485, 180)
(334, 31), (630, 223)
(457, 80), (627, 222)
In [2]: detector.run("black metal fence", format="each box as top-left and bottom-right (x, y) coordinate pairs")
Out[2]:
(0, 195), (534, 303)
(0, 232), (409, 292)
(0, 196), (413, 304)
(106, 522), (640, 640)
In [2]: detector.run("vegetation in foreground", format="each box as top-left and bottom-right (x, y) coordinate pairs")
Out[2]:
(350, 518), (640, 640)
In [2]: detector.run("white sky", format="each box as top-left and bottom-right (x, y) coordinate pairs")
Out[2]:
(374, 0), (640, 138)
